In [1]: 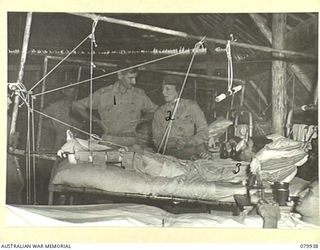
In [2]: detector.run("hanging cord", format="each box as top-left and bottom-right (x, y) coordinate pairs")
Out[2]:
(32, 50), (191, 98)
(89, 19), (98, 153)
(29, 34), (91, 93)
(25, 94), (31, 205)
(31, 108), (101, 140)
(292, 72), (295, 110)
(157, 37), (206, 154)
(258, 94), (261, 117)
(226, 35), (235, 95)
(30, 95), (37, 204)
(215, 34), (239, 103)
(216, 35), (236, 142)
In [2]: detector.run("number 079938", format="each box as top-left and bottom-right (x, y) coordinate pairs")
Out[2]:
(300, 244), (319, 248)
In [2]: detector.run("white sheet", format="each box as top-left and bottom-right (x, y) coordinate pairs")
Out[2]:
(6, 204), (319, 229)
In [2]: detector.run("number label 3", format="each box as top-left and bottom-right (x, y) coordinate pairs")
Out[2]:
(232, 163), (241, 174)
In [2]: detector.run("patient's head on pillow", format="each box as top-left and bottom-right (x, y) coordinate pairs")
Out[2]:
(295, 180), (319, 225)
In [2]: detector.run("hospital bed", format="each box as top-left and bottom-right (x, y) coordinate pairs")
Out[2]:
(48, 152), (249, 215)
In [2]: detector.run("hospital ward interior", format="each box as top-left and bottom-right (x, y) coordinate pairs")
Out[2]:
(6, 12), (319, 228)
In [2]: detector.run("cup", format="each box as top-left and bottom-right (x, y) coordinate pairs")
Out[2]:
(273, 182), (289, 206)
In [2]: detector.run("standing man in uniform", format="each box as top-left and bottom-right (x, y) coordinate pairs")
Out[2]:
(72, 65), (158, 146)
(152, 75), (208, 160)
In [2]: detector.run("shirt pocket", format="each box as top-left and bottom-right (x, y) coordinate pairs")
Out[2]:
(100, 93), (114, 111)
(178, 112), (193, 124)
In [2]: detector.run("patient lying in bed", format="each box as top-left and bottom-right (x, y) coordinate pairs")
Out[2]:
(52, 130), (249, 201)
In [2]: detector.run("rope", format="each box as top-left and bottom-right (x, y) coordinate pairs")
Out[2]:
(31, 108), (101, 141)
(31, 96), (37, 204)
(32, 107), (130, 149)
(226, 38), (233, 94)
(25, 94), (31, 205)
(29, 34), (91, 92)
(292, 72), (295, 109)
(215, 34), (236, 95)
(157, 37), (205, 154)
(32, 50), (191, 97)
(89, 19), (98, 152)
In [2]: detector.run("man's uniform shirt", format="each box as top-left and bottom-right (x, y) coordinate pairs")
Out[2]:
(152, 98), (208, 149)
(75, 81), (158, 136)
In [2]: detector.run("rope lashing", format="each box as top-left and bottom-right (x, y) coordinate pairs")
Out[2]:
(157, 37), (206, 154)
(8, 82), (29, 108)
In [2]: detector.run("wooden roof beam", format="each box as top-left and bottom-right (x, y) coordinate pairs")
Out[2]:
(249, 13), (313, 92)
(70, 13), (316, 60)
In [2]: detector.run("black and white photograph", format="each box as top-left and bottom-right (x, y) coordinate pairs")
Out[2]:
(6, 11), (319, 231)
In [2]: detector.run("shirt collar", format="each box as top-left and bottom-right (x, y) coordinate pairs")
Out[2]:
(113, 81), (133, 94)
(166, 98), (183, 110)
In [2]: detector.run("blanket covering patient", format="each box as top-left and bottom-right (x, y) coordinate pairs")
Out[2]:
(53, 131), (249, 201)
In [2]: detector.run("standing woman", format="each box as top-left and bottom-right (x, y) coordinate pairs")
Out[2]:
(152, 75), (208, 160)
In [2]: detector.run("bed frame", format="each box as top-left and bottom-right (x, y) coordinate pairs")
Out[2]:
(48, 183), (241, 215)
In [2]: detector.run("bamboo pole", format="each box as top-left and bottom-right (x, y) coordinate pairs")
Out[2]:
(9, 148), (57, 161)
(46, 55), (117, 68)
(143, 69), (245, 84)
(248, 80), (268, 106)
(272, 14), (287, 136)
(70, 12), (316, 60)
(75, 66), (82, 100)
(10, 12), (33, 136)
(288, 64), (312, 92)
(36, 56), (48, 151)
(249, 14), (272, 42)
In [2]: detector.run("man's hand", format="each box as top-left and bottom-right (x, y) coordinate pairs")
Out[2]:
(257, 200), (281, 228)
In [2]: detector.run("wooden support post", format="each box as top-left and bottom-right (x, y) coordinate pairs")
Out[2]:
(272, 14), (287, 136)
(10, 12), (32, 136)
(36, 56), (48, 151)
(249, 13), (314, 94)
